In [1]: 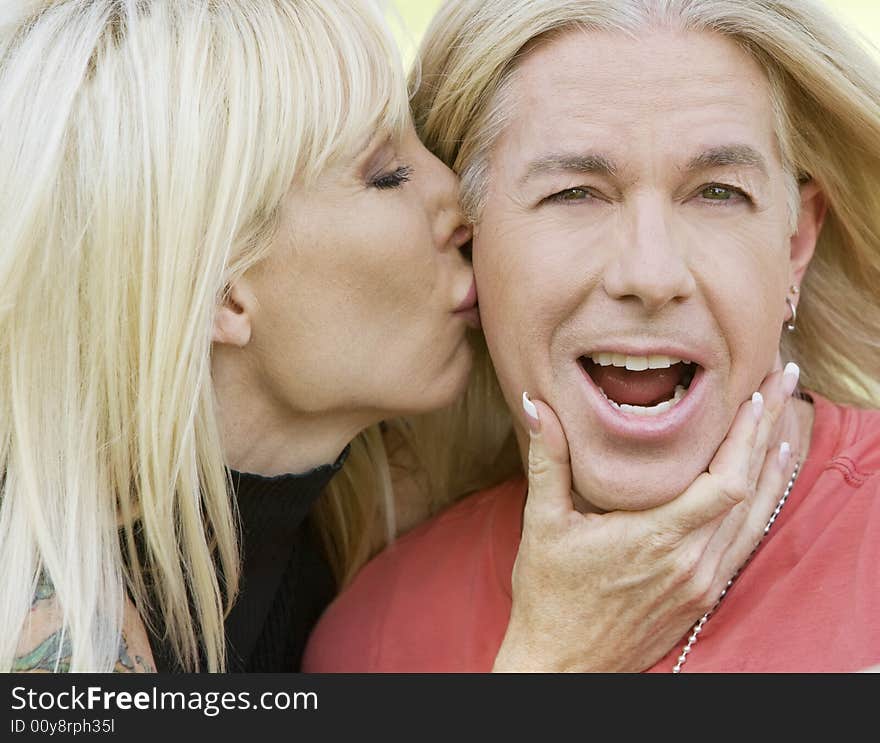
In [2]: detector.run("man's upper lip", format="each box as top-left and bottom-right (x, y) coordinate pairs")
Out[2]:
(577, 342), (710, 367)
(454, 279), (478, 312)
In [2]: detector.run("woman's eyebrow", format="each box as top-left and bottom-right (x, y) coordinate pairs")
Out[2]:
(355, 132), (390, 162)
(355, 133), (395, 178)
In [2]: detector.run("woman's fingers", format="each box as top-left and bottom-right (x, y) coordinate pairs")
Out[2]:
(654, 362), (800, 542)
(699, 441), (788, 582)
(502, 371), (803, 672)
(699, 365), (799, 578)
(650, 391), (762, 537)
(747, 362), (799, 485)
(668, 367), (800, 602)
(522, 393), (572, 523)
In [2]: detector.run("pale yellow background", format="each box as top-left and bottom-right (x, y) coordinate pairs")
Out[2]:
(391, 0), (880, 64)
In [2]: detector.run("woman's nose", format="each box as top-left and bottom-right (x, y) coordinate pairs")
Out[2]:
(427, 156), (471, 253)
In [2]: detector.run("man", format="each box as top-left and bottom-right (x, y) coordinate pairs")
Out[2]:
(304, 0), (880, 672)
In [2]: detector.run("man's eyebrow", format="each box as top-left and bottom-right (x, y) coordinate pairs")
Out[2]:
(520, 152), (618, 185)
(686, 145), (768, 176)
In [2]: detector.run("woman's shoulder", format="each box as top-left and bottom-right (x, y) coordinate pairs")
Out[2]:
(12, 575), (155, 673)
(117, 595), (157, 673)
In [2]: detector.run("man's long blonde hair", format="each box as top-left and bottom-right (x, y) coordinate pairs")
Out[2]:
(0, 0), (409, 672)
(408, 0), (880, 509)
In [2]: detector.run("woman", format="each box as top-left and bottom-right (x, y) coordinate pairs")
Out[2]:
(1, 0), (477, 673)
(1, 0), (795, 674)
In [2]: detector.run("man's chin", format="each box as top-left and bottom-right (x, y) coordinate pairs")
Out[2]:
(570, 455), (712, 514)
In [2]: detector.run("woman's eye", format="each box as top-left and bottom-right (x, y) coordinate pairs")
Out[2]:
(698, 184), (749, 203)
(547, 187), (593, 204)
(370, 165), (413, 190)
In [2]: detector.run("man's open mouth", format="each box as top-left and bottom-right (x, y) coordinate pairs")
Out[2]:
(578, 353), (699, 417)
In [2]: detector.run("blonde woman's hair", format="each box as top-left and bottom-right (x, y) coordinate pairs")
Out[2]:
(407, 0), (880, 509)
(0, 0), (409, 672)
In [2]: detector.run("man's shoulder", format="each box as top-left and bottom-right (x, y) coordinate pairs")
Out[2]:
(372, 474), (526, 573)
(335, 473), (525, 600)
(814, 394), (880, 480)
(303, 477), (525, 672)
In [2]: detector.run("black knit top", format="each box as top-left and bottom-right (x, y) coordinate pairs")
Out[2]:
(149, 445), (349, 673)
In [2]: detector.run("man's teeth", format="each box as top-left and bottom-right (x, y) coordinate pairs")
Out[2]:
(598, 384), (688, 416)
(590, 353), (692, 370)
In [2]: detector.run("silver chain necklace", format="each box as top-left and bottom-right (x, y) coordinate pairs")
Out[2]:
(672, 460), (801, 673)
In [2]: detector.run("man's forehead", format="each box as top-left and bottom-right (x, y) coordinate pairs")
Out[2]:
(500, 26), (779, 167)
(515, 26), (769, 94)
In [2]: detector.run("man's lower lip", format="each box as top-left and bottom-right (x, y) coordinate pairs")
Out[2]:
(576, 361), (706, 440)
(455, 307), (481, 329)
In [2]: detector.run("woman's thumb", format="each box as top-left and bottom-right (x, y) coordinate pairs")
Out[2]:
(523, 392), (573, 519)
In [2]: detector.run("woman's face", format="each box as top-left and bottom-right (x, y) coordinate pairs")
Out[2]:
(240, 119), (476, 421)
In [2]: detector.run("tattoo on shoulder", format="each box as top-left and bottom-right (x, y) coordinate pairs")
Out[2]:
(13, 572), (69, 672)
(12, 633), (155, 673)
(31, 570), (55, 609)
(116, 634), (155, 673)
(12, 630), (72, 673)
(16, 572), (154, 673)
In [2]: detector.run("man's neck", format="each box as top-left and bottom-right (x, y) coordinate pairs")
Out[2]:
(788, 393), (816, 465)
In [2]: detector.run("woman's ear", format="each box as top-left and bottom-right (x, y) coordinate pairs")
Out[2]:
(212, 280), (256, 347)
(789, 179), (828, 287)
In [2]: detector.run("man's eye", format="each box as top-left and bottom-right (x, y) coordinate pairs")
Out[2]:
(548, 187), (592, 204)
(698, 184), (748, 203)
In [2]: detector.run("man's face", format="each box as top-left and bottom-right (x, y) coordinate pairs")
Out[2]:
(475, 29), (814, 511)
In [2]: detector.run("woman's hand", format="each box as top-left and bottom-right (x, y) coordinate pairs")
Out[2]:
(493, 366), (800, 672)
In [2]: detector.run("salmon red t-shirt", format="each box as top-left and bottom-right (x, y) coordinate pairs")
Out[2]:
(303, 394), (880, 672)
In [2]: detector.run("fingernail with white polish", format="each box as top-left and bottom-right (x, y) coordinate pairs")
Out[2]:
(778, 441), (791, 467)
(522, 391), (540, 432)
(751, 391), (764, 420)
(782, 362), (800, 397)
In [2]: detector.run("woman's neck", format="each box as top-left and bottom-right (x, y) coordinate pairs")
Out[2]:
(213, 359), (370, 477)
(219, 408), (359, 476)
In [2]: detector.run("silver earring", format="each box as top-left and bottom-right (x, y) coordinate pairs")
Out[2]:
(785, 297), (797, 332)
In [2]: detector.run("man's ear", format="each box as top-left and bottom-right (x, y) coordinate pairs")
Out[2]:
(789, 179), (827, 287)
(212, 280), (256, 347)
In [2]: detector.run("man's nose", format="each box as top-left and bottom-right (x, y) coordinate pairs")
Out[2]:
(601, 195), (696, 312)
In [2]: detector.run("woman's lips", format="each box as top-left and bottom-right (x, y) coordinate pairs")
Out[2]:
(454, 279), (478, 312)
(453, 280), (481, 329)
(454, 306), (481, 330)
